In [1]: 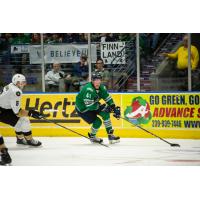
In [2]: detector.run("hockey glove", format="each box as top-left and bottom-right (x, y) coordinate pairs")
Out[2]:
(28, 110), (44, 119)
(113, 106), (121, 119)
(102, 104), (121, 119)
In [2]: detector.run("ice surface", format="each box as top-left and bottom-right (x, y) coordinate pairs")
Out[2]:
(3, 137), (200, 166)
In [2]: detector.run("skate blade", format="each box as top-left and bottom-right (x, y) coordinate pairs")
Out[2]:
(16, 143), (29, 146)
(109, 140), (120, 144)
(28, 144), (43, 148)
(17, 143), (42, 148)
(0, 162), (12, 166)
(5, 163), (12, 166)
(90, 141), (104, 145)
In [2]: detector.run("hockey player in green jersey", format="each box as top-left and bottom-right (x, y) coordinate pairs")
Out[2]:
(75, 72), (121, 144)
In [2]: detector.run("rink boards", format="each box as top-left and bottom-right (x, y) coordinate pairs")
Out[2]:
(1, 92), (200, 139)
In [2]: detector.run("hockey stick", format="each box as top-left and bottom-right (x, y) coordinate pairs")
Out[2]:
(40, 117), (109, 148)
(121, 117), (180, 147)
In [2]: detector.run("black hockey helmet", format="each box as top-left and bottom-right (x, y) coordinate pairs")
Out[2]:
(91, 72), (102, 81)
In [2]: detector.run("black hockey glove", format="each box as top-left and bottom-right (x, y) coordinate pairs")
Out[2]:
(28, 110), (44, 119)
(113, 106), (121, 120)
(102, 104), (121, 119)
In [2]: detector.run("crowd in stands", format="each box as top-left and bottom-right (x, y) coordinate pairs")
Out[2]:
(0, 33), (136, 46)
(1, 33), (198, 92)
(44, 56), (112, 92)
(0, 33), (163, 47)
(0, 33), (163, 60)
(0, 33), (136, 65)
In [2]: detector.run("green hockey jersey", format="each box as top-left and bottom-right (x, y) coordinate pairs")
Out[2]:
(75, 82), (114, 113)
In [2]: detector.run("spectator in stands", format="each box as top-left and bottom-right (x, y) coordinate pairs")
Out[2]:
(143, 33), (160, 54)
(49, 33), (62, 44)
(62, 33), (74, 43)
(0, 34), (13, 64)
(73, 55), (89, 77)
(43, 33), (51, 44)
(0, 33), (13, 48)
(111, 33), (120, 41)
(94, 58), (111, 88)
(91, 33), (100, 42)
(31, 33), (41, 44)
(100, 33), (116, 42)
(119, 33), (135, 42)
(62, 33), (80, 43)
(150, 33), (160, 51)
(100, 33), (107, 42)
(4, 33), (14, 44)
(11, 33), (30, 44)
(162, 35), (199, 76)
(72, 55), (89, 91)
(78, 34), (88, 43)
(45, 62), (66, 92)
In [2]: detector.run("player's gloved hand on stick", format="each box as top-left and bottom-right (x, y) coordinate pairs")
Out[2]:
(112, 105), (121, 119)
(103, 104), (121, 119)
(28, 110), (44, 119)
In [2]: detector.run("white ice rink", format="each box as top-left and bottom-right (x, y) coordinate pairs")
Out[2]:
(3, 137), (200, 166)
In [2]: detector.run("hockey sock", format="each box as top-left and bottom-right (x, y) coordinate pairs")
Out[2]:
(15, 131), (24, 139)
(103, 119), (113, 134)
(91, 117), (102, 136)
(99, 111), (113, 134)
(23, 131), (32, 140)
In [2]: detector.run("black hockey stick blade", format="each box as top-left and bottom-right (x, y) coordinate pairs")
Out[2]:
(170, 143), (181, 147)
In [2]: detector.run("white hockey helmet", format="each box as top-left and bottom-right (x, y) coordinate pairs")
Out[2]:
(12, 74), (26, 85)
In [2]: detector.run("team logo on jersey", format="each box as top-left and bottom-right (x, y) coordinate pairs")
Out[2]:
(124, 96), (152, 124)
(16, 91), (21, 96)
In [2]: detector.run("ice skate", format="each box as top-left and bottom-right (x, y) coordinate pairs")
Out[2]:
(16, 137), (28, 145)
(108, 130), (120, 144)
(88, 133), (103, 144)
(26, 139), (42, 147)
(0, 148), (12, 165)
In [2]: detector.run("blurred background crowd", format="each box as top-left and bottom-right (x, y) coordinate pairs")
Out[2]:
(0, 33), (199, 92)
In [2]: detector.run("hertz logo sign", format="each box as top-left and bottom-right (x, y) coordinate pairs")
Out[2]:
(21, 93), (121, 128)
(23, 95), (80, 124)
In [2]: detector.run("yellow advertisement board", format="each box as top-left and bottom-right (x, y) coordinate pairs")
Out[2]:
(1, 93), (200, 138)
(122, 93), (200, 138)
